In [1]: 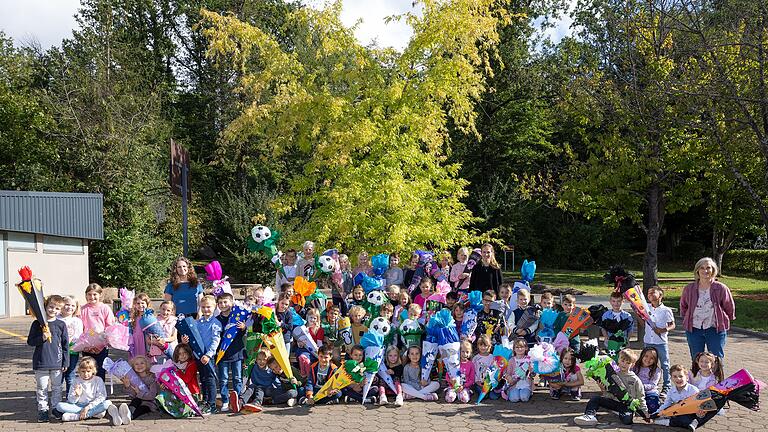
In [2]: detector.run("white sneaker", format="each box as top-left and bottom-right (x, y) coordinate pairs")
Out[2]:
(107, 403), (122, 426)
(689, 419), (698, 431)
(394, 394), (404, 407)
(93, 410), (106, 419)
(61, 413), (79, 422)
(220, 404), (230, 412)
(574, 414), (598, 426)
(378, 394), (388, 405)
(286, 398), (296, 407)
(654, 418), (670, 426)
(118, 403), (131, 425)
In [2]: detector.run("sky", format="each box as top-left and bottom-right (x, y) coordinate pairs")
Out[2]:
(0, 0), (573, 51)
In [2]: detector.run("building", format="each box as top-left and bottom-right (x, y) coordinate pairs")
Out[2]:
(0, 191), (103, 317)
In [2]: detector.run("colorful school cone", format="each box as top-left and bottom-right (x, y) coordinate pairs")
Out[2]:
(290, 309), (319, 358)
(430, 309), (461, 387)
(464, 248), (482, 271)
(622, 285), (652, 322)
(560, 307), (593, 339)
(16, 267), (49, 342)
(476, 345), (513, 404)
(247, 225), (285, 276)
(176, 315), (217, 379)
(660, 389), (719, 417)
(156, 365), (204, 417)
(256, 306), (294, 380)
(360, 331), (385, 403)
(376, 361), (398, 394)
(584, 355), (647, 418)
(313, 359), (377, 401)
(712, 368), (757, 395)
(243, 328), (263, 379)
(337, 316), (353, 350)
(216, 304), (251, 364)
(104, 358), (149, 395)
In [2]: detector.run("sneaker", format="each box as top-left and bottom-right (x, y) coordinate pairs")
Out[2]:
(201, 405), (212, 417)
(61, 413), (79, 422)
(242, 403), (263, 413)
(107, 403), (122, 426)
(220, 404), (230, 412)
(430, 392), (439, 401)
(571, 394), (581, 401)
(287, 398), (296, 407)
(118, 403), (131, 425)
(298, 397), (309, 405)
(574, 414), (598, 426)
(343, 396), (350, 404)
(51, 409), (63, 420)
(369, 396), (377, 405)
(654, 418), (670, 426)
(550, 390), (560, 400)
(394, 394), (404, 407)
(424, 393), (438, 401)
(378, 394), (388, 405)
(324, 398), (339, 405)
(229, 390), (241, 413)
(93, 410), (106, 419)
(688, 419), (698, 431)
(404, 394), (415, 400)
(37, 410), (49, 423)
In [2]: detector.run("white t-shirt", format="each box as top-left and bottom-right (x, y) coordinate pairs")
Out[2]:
(644, 303), (674, 345)
(693, 288), (715, 329)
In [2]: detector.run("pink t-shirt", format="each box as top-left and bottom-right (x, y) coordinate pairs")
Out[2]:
(413, 294), (427, 309)
(472, 353), (494, 383)
(80, 302), (116, 334)
(446, 360), (476, 390)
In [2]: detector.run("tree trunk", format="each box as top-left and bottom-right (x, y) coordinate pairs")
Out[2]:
(643, 183), (666, 295)
(712, 226), (736, 276)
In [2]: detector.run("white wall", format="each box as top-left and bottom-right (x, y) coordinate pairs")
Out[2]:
(3, 232), (89, 317)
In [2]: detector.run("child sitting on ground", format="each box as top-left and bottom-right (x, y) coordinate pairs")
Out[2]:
(378, 346), (405, 406)
(402, 346), (439, 401)
(53, 357), (122, 426)
(445, 340), (474, 403)
(504, 338), (533, 402)
(120, 355), (158, 423)
(633, 347), (662, 414)
(472, 334), (497, 400)
(304, 345), (342, 405)
(654, 364), (704, 430)
(574, 348), (649, 427)
(550, 348), (584, 401)
(343, 345), (378, 404)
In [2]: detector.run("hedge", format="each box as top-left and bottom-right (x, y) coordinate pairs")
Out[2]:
(724, 249), (768, 274)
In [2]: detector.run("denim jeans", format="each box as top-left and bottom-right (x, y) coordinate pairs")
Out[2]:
(198, 359), (217, 409)
(645, 342), (670, 391)
(506, 387), (532, 402)
(35, 369), (63, 411)
(63, 353), (79, 396)
(685, 327), (726, 360)
(218, 359), (243, 404)
(55, 400), (111, 418)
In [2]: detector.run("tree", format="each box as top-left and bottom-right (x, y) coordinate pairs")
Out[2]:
(199, 0), (516, 252)
(556, 0), (705, 289)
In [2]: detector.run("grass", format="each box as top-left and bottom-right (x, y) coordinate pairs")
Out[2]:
(503, 268), (768, 332)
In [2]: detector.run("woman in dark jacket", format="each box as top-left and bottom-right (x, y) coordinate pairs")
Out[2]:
(468, 243), (503, 296)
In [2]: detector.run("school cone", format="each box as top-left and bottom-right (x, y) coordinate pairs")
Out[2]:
(16, 267), (49, 342)
(313, 362), (357, 401)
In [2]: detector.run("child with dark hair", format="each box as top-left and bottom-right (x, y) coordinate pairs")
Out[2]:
(550, 348), (584, 401)
(632, 347), (661, 413)
(304, 345), (341, 405)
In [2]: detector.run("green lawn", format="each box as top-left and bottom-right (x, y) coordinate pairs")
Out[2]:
(504, 268), (768, 332)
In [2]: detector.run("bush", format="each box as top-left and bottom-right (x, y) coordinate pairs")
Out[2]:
(724, 249), (768, 274)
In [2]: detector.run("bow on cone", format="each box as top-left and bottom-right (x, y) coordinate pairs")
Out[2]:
(255, 306), (293, 380)
(16, 267), (49, 342)
(313, 359), (378, 401)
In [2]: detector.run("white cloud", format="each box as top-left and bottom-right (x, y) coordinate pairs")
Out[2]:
(0, 0), (81, 48)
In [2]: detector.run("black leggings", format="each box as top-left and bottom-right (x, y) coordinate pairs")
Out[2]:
(129, 398), (153, 419)
(585, 396), (634, 425)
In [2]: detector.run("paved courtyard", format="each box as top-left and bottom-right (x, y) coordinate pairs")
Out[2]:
(1, 315), (766, 431)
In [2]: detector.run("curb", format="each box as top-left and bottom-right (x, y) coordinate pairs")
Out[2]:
(729, 326), (768, 340)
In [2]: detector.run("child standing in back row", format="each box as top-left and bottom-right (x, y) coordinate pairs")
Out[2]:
(644, 286), (674, 394)
(80, 283), (116, 380)
(59, 295), (83, 396)
(28, 295), (69, 422)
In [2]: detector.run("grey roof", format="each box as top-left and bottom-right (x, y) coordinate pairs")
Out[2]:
(0, 191), (104, 240)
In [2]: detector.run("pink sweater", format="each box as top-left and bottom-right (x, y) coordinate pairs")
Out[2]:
(445, 360), (475, 390)
(680, 281), (735, 332)
(450, 262), (470, 291)
(80, 302), (116, 334)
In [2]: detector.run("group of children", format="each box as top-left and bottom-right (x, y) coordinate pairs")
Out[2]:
(27, 251), (727, 430)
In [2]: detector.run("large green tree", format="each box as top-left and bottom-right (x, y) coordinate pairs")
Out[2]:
(199, 0), (516, 252)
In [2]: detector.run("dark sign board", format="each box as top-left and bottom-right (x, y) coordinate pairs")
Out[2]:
(169, 139), (191, 199)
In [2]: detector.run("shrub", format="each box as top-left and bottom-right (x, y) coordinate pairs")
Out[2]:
(724, 249), (768, 274)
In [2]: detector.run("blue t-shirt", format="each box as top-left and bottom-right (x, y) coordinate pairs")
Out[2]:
(164, 281), (203, 315)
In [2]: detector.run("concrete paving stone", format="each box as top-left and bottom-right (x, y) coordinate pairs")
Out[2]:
(1, 315), (767, 431)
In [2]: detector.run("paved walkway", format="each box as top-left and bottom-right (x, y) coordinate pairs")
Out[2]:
(0, 316), (766, 431)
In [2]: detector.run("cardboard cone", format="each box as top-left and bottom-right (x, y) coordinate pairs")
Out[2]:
(157, 366), (204, 417)
(561, 307), (593, 339)
(622, 286), (651, 322)
(377, 361), (397, 393)
(361, 345), (384, 403)
(420, 340), (438, 382)
(660, 389), (718, 417)
(16, 267), (49, 342)
(263, 331), (293, 380)
(313, 367), (354, 401)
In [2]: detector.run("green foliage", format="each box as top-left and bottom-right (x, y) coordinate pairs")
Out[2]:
(723, 249), (768, 275)
(199, 0), (515, 252)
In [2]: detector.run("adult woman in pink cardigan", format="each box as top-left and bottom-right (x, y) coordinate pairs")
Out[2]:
(679, 257), (735, 360)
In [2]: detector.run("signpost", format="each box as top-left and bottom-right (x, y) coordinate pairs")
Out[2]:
(170, 139), (190, 257)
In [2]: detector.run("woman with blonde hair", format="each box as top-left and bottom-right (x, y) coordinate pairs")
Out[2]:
(679, 257), (735, 360)
(468, 243), (503, 296)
